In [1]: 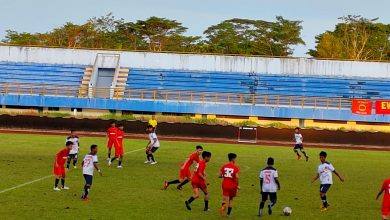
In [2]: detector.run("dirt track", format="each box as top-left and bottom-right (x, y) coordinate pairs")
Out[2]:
(0, 128), (389, 152)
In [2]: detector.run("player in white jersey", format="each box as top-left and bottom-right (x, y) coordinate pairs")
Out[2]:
(145, 125), (160, 165)
(258, 157), (280, 216)
(293, 127), (309, 161)
(66, 130), (80, 169)
(81, 144), (102, 201)
(312, 151), (344, 211)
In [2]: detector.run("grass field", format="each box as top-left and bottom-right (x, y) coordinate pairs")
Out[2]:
(0, 133), (389, 219)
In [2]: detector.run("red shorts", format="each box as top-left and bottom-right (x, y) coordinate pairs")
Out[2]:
(115, 145), (124, 157)
(222, 185), (238, 198)
(179, 168), (191, 180)
(191, 180), (207, 191)
(107, 138), (118, 149)
(53, 165), (66, 177)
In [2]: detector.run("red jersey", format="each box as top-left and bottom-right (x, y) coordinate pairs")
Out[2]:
(116, 129), (124, 145)
(381, 178), (390, 213)
(181, 152), (200, 170)
(192, 160), (207, 184)
(220, 162), (240, 189)
(107, 127), (118, 139)
(54, 148), (70, 167)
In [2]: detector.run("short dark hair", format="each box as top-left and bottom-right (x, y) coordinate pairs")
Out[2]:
(66, 141), (73, 146)
(202, 151), (211, 158)
(319, 151), (327, 157)
(117, 123), (123, 127)
(70, 129), (75, 133)
(90, 144), (98, 151)
(110, 121), (116, 125)
(267, 157), (274, 165)
(196, 145), (203, 150)
(228, 153), (237, 161)
(295, 127), (300, 130)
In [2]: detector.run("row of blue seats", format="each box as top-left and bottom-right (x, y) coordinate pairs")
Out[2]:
(127, 74), (390, 91)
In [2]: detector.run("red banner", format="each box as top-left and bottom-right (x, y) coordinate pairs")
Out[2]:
(375, 100), (390, 114)
(351, 99), (372, 115)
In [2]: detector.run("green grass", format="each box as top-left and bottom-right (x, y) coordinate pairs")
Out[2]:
(0, 133), (388, 219)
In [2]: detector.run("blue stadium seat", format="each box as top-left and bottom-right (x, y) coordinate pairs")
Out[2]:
(126, 68), (390, 99)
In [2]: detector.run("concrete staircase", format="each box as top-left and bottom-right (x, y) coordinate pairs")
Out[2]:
(113, 68), (129, 99)
(78, 67), (93, 97)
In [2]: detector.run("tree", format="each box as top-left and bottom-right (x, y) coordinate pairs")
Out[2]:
(136, 17), (187, 51)
(309, 15), (390, 61)
(203, 17), (305, 56)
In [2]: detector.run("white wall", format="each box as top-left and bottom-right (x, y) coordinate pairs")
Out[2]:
(0, 45), (389, 79)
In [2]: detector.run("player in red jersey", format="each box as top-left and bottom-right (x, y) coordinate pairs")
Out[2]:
(376, 178), (390, 220)
(109, 124), (125, 168)
(185, 151), (212, 212)
(53, 141), (73, 191)
(106, 121), (119, 161)
(163, 145), (203, 190)
(219, 153), (240, 216)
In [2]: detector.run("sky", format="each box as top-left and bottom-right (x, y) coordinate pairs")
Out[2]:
(0, 0), (389, 57)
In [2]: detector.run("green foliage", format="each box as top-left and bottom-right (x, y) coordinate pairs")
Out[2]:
(264, 122), (293, 129)
(233, 120), (259, 127)
(43, 112), (72, 118)
(2, 14), (304, 56)
(0, 133), (388, 219)
(309, 15), (390, 61)
(100, 113), (135, 121)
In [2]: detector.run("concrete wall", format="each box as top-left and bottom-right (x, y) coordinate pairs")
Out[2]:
(0, 45), (389, 78)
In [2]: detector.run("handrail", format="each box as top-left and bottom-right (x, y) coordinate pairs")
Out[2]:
(0, 82), (360, 109)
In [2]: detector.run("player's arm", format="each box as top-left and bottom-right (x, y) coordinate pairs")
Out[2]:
(376, 189), (384, 200)
(259, 178), (263, 192)
(93, 162), (102, 176)
(275, 177), (280, 190)
(311, 173), (319, 183)
(333, 170), (344, 182)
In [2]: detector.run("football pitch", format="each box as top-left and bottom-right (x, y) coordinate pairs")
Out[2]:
(0, 133), (388, 219)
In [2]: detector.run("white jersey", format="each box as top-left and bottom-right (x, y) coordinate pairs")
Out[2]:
(294, 133), (303, 144)
(82, 154), (98, 176)
(66, 136), (80, 154)
(259, 167), (279, 193)
(149, 132), (160, 148)
(317, 162), (335, 185)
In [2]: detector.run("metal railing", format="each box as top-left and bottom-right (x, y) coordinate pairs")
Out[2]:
(0, 83), (352, 109)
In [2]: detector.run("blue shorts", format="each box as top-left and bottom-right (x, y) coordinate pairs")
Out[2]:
(320, 184), (331, 193)
(84, 174), (93, 185)
(294, 144), (303, 150)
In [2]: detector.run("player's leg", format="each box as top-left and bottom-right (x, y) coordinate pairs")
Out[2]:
(66, 155), (72, 169)
(320, 184), (331, 211)
(72, 154), (78, 168)
(220, 195), (229, 215)
(150, 147), (158, 164)
(185, 187), (200, 210)
(300, 147), (309, 161)
(201, 186), (209, 211)
(227, 197), (234, 216)
(60, 173), (69, 190)
(258, 192), (269, 216)
(268, 193), (277, 215)
(81, 174), (92, 200)
(177, 169), (191, 190)
(118, 155), (123, 168)
(54, 175), (61, 191)
(294, 145), (301, 160)
(107, 139), (113, 160)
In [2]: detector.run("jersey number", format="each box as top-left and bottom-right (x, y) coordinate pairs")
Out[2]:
(224, 168), (234, 178)
(264, 173), (271, 184)
(83, 158), (92, 167)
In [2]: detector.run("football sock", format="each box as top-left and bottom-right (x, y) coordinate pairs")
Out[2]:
(118, 159), (122, 166)
(204, 200), (209, 210)
(83, 185), (90, 198)
(168, 180), (180, 185)
(227, 207), (232, 215)
(187, 196), (195, 204)
(259, 201), (265, 209)
(66, 159), (70, 169)
(108, 152), (111, 159)
(54, 178), (59, 187)
(61, 179), (65, 187)
(302, 151), (308, 157)
(321, 195), (328, 207)
(177, 179), (189, 187)
(111, 157), (117, 162)
(150, 154), (155, 162)
(73, 159), (77, 166)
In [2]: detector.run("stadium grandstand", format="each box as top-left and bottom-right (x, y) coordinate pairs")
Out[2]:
(0, 45), (389, 131)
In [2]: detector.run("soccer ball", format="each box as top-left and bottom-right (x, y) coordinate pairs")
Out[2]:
(283, 207), (292, 216)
